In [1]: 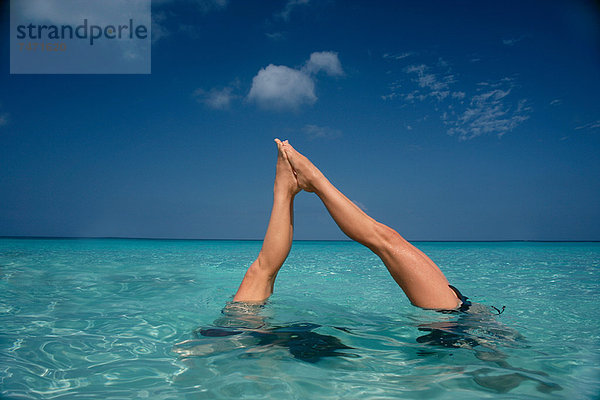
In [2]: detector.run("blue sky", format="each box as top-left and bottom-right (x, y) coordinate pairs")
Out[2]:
(1, 0), (599, 240)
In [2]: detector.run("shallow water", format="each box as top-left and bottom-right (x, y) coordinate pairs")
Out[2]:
(1, 239), (599, 399)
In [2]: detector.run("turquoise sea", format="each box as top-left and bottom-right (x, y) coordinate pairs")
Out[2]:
(1, 238), (599, 399)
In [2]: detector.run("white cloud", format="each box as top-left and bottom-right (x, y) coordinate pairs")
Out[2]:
(404, 64), (453, 92)
(395, 64), (455, 102)
(502, 35), (528, 46)
(575, 120), (600, 131)
(247, 52), (343, 111)
(193, 85), (238, 110)
(303, 51), (344, 76)
(0, 113), (8, 127)
(382, 55), (530, 140)
(550, 99), (561, 106)
(383, 52), (413, 60)
(446, 88), (530, 140)
(277, 0), (310, 21)
(303, 124), (342, 140)
(265, 32), (285, 41)
(247, 65), (316, 110)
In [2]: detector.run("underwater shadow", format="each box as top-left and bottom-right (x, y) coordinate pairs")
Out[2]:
(173, 301), (562, 394)
(173, 302), (358, 363)
(415, 303), (562, 394)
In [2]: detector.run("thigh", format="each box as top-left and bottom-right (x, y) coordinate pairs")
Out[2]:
(374, 235), (460, 310)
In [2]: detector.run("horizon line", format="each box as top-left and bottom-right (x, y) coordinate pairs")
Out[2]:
(0, 235), (599, 243)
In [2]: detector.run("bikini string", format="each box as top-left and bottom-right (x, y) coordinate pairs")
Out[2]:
(491, 305), (505, 315)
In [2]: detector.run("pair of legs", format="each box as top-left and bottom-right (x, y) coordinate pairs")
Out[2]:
(233, 140), (461, 310)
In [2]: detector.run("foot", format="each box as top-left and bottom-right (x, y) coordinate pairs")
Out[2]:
(281, 141), (325, 193)
(274, 139), (301, 196)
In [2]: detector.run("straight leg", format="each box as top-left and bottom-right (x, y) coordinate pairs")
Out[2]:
(282, 142), (460, 310)
(233, 139), (300, 302)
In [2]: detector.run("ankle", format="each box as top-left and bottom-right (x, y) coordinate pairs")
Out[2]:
(273, 188), (295, 201)
(310, 172), (329, 194)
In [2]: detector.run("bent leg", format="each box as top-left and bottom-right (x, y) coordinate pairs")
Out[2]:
(233, 139), (300, 303)
(282, 142), (460, 310)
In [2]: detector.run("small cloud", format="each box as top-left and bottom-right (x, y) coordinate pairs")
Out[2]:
(476, 77), (514, 88)
(404, 64), (425, 75)
(400, 64), (454, 102)
(446, 87), (530, 140)
(302, 51), (344, 76)
(276, 0), (310, 21)
(193, 83), (238, 110)
(383, 52), (413, 60)
(303, 124), (342, 140)
(266, 32), (285, 41)
(247, 52), (343, 111)
(381, 93), (398, 101)
(405, 64), (453, 91)
(502, 35), (529, 46)
(575, 120), (600, 131)
(0, 113), (8, 127)
(550, 99), (562, 106)
(247, 65), (316, 110)
(384, 58), (530, 141)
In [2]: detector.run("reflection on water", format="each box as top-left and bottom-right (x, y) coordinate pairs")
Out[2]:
(174, 302), (358, 363)
(174, 301), (562, 394)
(415, 303), (562, 393)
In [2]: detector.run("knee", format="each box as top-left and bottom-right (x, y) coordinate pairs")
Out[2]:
(252, 255), (278, 280)
(370, 222), (405, 251)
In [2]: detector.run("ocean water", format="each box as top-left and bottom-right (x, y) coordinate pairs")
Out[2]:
(1, 238), (599, 399)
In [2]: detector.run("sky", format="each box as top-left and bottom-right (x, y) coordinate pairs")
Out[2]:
(0, 0), (599, 241)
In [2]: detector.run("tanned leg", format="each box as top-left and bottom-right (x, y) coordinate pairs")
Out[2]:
(282, 141), (460, 310)
(232, 139), (300, 303)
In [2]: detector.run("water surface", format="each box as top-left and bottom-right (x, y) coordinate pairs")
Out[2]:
(1, 239), (599, 399)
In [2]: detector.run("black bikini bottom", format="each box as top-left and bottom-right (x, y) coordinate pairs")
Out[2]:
(442, 284), (472, 313)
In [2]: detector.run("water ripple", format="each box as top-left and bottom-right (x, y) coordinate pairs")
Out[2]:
(1, 239), (598, 399)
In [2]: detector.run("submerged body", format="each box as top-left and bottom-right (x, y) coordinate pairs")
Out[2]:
(173, 299), (560, 394)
